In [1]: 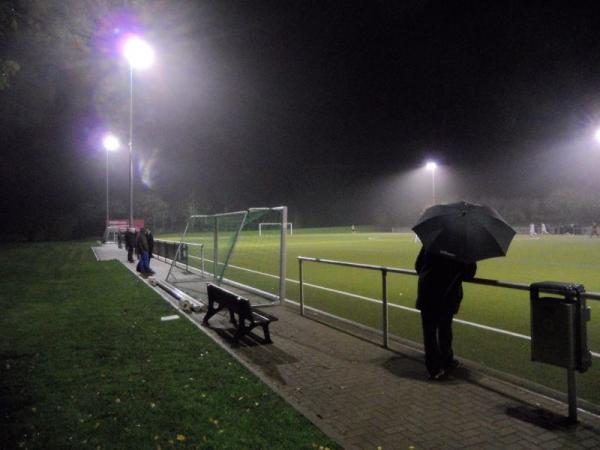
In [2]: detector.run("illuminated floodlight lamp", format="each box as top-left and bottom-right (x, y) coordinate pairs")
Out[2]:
(595, 128), (600, 143)
(123, 36), (155, 70)
(103, 134), (120, 152)
(425, 161), (437, 171)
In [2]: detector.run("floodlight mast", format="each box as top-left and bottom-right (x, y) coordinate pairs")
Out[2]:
(425, 161), (437, 205)
(102, 134), (120, 228)
(122, 36), (154, 228)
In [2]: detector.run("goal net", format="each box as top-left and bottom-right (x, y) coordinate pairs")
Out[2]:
(259, 222), (293, 236)
(165, 207), (287, 307)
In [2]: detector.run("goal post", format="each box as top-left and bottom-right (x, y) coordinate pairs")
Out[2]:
(259, 222), (293, 236)
(165, 206), (288, 307)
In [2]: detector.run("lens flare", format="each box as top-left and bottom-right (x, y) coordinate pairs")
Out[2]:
(425, 161), (437, 171)
(103, 134), (120, 151)
(123, 36), (154, 70)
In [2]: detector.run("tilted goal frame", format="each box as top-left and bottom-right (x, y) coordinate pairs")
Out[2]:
(166, 206), (288, 305)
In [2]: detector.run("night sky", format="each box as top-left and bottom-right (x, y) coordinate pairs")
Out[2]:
(2, 0), (600, 238)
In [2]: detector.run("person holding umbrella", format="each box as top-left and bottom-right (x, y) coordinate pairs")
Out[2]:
(415, 246), (476, 379)
(412, 201), (516, 380)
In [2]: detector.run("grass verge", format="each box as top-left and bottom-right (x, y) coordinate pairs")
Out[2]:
(0, 241), (339, 449)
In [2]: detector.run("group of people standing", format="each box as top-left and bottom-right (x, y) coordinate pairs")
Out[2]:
(120, 227), (155, 276)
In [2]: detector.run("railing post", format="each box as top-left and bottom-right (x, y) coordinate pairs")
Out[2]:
(201, 244), (205, 276)
(567, 367), (577, 423)
(382, 269), (388, 349)
(299, 258), (305, 316)
(185, 243), (189, 272)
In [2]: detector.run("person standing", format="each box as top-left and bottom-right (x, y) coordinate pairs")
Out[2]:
(136, 227), (153, 275)
(415, 248), (477, 380)
(135, 229), (142, 261)
(146, 228), (154, 259)
(125, 228), (135, 263)
(529, 223), (537, 237)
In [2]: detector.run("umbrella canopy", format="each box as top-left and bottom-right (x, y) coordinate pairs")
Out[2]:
(412, 201), (516, 263)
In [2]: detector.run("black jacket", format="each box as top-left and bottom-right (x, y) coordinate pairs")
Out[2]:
(415, 248), (477, 314)
(146, 231), (154, 257)
(125, 230), (136, 250)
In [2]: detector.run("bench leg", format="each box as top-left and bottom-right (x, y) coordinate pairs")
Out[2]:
(233, 324), (247, 343)
(202, 305), (225, 325)
(202, 308), (216, 325)
(228, 308), (237, 326)
(262, 324), (272, 344)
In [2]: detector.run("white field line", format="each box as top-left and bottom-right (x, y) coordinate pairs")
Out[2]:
(180, 256), (600, 359)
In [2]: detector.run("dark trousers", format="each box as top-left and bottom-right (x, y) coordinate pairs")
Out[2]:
(421, 309), (454, 376)
(127, 247), (134, 262)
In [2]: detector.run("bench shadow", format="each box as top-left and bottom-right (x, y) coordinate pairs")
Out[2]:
(205, 322), (298, 385)
(212, 326), (266, 347)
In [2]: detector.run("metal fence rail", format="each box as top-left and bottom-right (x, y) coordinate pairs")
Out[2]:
(297, 256), (599, 350)
(154, 239), (204, 272)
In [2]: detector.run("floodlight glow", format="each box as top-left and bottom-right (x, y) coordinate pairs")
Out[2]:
(425, 161), (437, 171)
(595, 128), (600, 143)
(123, 36), (154, 70)
(103, 134), (120, 152)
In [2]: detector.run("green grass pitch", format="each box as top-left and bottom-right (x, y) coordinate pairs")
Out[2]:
(162, 229), (600, 406)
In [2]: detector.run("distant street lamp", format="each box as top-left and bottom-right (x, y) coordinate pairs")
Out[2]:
(425, 161), (437, 205)
(102, 134), (120, 228)
(122, 36), (154, 228)
(595, 128), (600, 143)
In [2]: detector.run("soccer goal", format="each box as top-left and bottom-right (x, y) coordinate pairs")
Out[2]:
(259, 222), (293, 236)
(165, 206), (287, 307)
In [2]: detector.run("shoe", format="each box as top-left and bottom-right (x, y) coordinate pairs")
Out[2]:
(444, 359), (460, 371)
(429, 369), (445, 380)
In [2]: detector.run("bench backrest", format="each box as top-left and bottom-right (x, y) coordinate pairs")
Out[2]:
(207, 284), (253, 321)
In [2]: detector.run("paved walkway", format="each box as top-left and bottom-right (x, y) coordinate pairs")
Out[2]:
(94, 243), (600, 449)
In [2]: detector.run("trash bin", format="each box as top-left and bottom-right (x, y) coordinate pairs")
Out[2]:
(530, 282), (591, 373)
(530, 281), (592, 423)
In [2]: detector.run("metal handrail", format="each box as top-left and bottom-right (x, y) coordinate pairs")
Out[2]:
(298, 255), (599, 350)
(297, 256), (600, 299)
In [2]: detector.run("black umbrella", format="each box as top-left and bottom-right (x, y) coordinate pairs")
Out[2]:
(412, 201), (516, 263)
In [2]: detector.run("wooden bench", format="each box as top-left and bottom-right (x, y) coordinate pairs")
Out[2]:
(202, 284), (278, 344)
